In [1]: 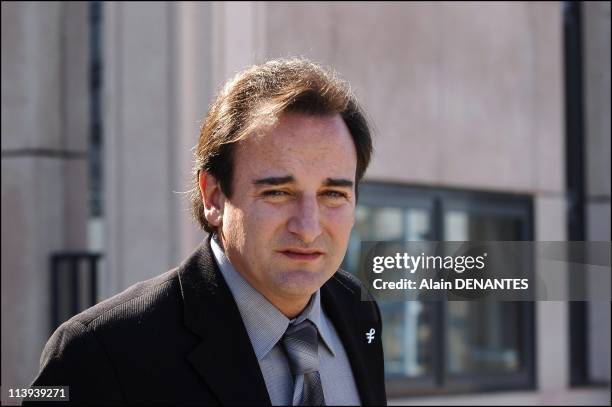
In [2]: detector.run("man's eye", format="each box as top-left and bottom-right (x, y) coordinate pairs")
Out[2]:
(321, 191), (348, 199)
(262, 190), (290, 197)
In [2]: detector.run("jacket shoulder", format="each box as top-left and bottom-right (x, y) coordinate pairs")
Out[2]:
(30, 269), (183, 402)
(69, 268), (179, 329)
(325, 269), (382, 325)
(329, 268), (377, 301)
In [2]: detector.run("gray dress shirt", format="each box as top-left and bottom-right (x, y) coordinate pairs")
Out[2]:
(210, 237), (361, 405)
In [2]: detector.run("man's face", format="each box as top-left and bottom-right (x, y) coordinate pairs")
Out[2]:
(219, 112), (357, 313)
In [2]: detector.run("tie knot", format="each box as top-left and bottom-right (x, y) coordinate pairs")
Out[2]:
(282, 320), (319, 375)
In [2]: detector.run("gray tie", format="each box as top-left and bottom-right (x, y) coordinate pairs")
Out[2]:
(282, 320), (326, 406)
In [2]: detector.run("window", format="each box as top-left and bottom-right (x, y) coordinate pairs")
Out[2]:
(343, 182), (535, 396)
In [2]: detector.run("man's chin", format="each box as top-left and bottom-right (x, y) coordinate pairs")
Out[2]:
(274, 269), (330, 294)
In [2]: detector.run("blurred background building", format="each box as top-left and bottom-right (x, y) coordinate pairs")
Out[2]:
(1, 1), (610, 405)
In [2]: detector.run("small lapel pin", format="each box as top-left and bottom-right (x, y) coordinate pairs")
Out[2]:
(366, 328), (375, 344)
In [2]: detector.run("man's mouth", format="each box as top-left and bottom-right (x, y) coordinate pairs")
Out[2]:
(278, 249), (324, 261)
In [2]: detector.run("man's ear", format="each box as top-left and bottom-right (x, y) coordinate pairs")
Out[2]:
(199, 171), (226, 227)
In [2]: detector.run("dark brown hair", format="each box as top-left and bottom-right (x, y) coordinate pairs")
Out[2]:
(190, 58), (373, 232)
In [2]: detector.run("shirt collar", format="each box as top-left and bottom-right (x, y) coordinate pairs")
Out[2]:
(210, 235), (336, 359)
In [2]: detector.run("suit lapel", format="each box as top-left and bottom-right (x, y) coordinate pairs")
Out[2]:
(178, 236), (271, 405)
(321, 279), (379, 405)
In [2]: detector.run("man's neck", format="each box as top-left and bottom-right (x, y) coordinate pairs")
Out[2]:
(211, 233), (313, 319)
(267, 294), (311, 320)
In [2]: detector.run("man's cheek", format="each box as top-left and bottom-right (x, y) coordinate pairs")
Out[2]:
(329, 212), (355, 237)
(253, 207), (287, 232)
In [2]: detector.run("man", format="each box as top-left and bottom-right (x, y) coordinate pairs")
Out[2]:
(27, 58), (386, 405)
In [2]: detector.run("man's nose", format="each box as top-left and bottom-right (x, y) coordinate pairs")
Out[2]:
(287, 195), (322, 244)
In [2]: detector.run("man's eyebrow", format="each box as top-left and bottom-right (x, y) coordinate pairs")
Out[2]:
(323, 178), (354, 188)
(252, 176), (354, 188)
(253, 176), (295, 186)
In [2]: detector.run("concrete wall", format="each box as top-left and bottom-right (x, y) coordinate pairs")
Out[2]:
(102, 1), (209, 296)
(1, 1), (90, 393)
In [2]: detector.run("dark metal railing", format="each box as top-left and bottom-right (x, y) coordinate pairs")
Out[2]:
(50, 252), (102, 333)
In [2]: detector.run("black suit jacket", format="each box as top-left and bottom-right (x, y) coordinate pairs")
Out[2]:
(27, 237), (387, 405)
